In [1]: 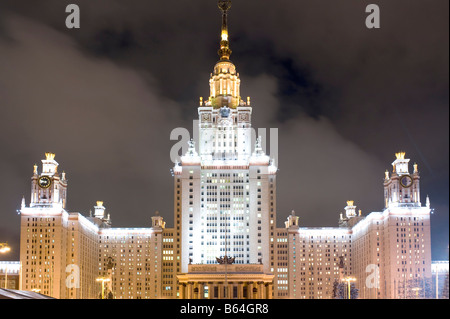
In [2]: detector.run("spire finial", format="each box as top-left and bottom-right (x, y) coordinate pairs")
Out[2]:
(218, 0), (232, 60)
(45, 152), (56, 161)
(395, 151), (406, 160)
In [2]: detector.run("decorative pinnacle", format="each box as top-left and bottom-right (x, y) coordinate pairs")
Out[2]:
(395, 152), (406, 160)
(218, 0), (232, 60)
(45, 152), (55, 161)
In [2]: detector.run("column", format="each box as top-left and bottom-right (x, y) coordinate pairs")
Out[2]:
(248, 282), (254, 299)
(199, 282), (204, 299)
(259, 282), (264, 299)
(188, 282), (193, 299)
(227, 282), (233, 299)
(218, 282), (223, 299)
(267, 283), (273, 299)
(179, 283), (185, 299)
(224, 282), (228, 299)
(207, 282), (213, 299)
(238, 282), (243, 299)
(193, 282), (198, 299)
(185, 283), (189, 299)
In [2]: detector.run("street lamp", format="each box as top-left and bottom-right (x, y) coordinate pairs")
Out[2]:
(96, 277), (111, 299)
(344, 277), (357, 299)
(0, 243), (11, 289)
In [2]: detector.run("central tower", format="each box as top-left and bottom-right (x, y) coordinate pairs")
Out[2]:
(174, 0), (278, 274)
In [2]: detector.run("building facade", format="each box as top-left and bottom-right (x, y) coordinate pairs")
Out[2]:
(283, 152), (432, 299)
(177, 264), (274, 299)
(15, 0), (436, 299)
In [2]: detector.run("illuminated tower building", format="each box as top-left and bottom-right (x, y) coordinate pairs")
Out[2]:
(15, 1), (434, 301)
(20, 153), (167, 299)
(174, 0), (277, 275)
(351, 152), (432, 299)
(19, 153), (101, 299)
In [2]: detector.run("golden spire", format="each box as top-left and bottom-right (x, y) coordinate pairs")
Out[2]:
(218, 0), (232, 60)
(395, 152), (406, 160)
(45, 152), (55, 161)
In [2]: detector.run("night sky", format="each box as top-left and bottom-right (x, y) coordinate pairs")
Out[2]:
(0, 0), (448, 262)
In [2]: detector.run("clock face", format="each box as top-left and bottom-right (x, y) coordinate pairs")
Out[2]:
(38, 176), (52, 189)
(220, 106), (230, 118)
(239, 113), (249, 121)
(400, 175), (413, 188)
(201, 113), (211, 122)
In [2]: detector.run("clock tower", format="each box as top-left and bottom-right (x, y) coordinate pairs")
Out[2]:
(383, 152), (421, 208)
(30, 152), (68, 209)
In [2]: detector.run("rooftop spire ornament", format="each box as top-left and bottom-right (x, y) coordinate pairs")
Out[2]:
(45, 152), (56, 161)
(218, 0), (232, 60)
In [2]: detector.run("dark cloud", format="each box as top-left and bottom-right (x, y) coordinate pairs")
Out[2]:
(0, 0), (448, 261)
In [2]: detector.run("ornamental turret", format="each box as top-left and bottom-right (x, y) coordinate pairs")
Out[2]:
(384, 152), (421, 208)
(30, 153), (68, 208)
